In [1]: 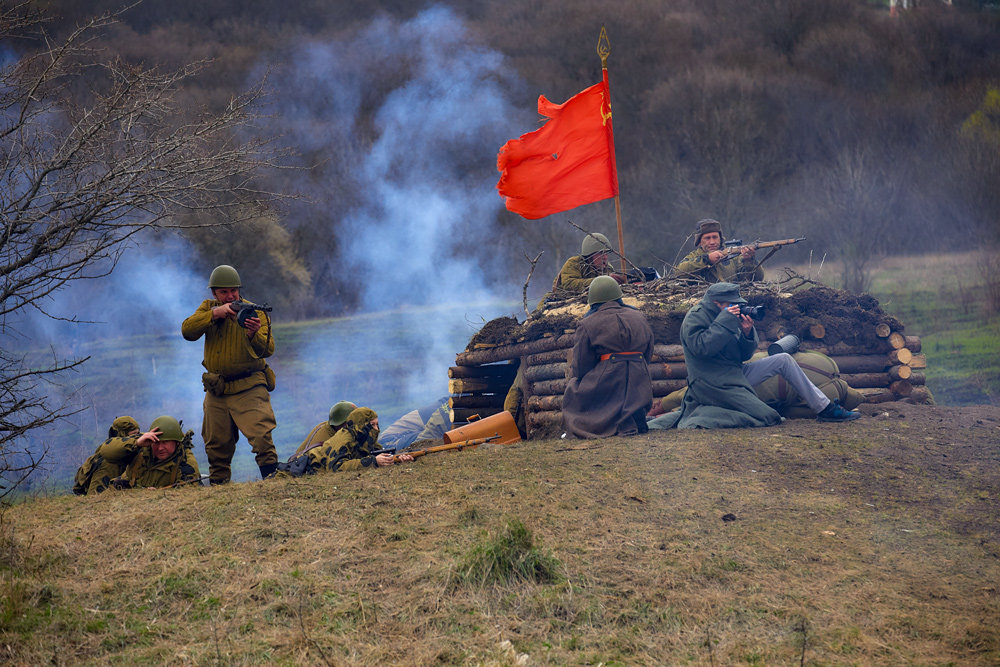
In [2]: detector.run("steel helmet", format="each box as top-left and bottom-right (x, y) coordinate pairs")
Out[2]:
(328, 401), (357, 428)
(108, 416), (139, 439)
(149, 415), (185, 442)
(587, 275), (623, 305)
(581, 233), (612, 257)
(208, 264), (241, 288)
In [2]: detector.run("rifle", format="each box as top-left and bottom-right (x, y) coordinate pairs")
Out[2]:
(625, 266), (660, 283)
(719, 237), (805, 262)
(373, 434), (503, 462)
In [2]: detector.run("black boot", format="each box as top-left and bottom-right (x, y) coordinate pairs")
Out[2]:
(258, 462), (278, 479)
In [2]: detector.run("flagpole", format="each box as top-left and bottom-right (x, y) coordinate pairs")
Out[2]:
(597, 27), (626, 274)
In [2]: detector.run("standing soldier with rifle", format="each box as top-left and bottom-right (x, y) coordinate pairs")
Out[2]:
(182, 264), (279, 484)
(675, 219), (802, 284)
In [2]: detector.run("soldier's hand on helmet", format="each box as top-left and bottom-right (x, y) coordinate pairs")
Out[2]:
(610, 273), (627, 284)
(740, 245), (756, 260)
(136, 428), (162, 447)
(707, 250), (725, 264)
(243, 316), (261, 337)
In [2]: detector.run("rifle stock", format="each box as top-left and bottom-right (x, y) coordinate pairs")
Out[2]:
(388, 433), (503, 461)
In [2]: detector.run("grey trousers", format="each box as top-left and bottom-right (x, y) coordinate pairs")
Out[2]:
(742, 353), (830, 413)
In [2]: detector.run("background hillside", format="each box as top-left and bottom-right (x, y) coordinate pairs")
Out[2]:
(17, 0), (1000, 314)
(2, 401), (999, 664)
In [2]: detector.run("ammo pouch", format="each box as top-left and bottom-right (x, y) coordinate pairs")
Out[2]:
(264, 364), (276, 392)
(202, 372), (225, 397)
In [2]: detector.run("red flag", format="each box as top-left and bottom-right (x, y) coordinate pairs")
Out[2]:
(496, 71), (619, 220)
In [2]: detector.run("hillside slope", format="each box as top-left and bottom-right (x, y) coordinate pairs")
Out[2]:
(2, 402), (999, 665)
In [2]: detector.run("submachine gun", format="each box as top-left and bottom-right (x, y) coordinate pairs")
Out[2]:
(229, 300), (273, 328)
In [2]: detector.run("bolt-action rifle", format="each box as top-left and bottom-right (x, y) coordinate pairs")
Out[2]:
(373, 434), (503, 462)
(720, 237), (805, 269)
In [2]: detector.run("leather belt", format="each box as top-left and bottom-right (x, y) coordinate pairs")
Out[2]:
(599, 351), (643, 362)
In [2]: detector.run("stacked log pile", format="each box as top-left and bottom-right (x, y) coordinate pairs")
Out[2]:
(451, 278), (932, 439)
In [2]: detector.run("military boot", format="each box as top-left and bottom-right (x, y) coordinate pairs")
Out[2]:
(258, 462), (278, 479)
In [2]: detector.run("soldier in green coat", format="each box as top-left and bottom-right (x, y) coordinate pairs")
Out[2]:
(74, 416), (141, 495)
(291, 400), (356, 458)
(304, 407), (412, 473)
(101, 416), (201, 490)
(674, 219), (764, 284)
(182, 264), (278, 484)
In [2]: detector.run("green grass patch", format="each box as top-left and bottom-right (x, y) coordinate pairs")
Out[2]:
(456, 518), (562, 588)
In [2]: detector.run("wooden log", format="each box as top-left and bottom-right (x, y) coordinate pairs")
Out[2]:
(800, 341), (895, 356)
(830, 354), (892, 374)
(767, 321), (787, 341)
(906, 386), (934, 404)
(887, 364), (912, 381)
(448, 364), (518, 379)
(523, 362), (569, 383)
(808, 323), (826, 340)
(840, 373), (899, 389)
(904, 335), (922, 353)
(652, 379), (687, 395)
(887, 348), (912, 365)
(887, 331), (906, 350)
(652, 344), (685, 360)
(875, 323), (892, 338)
(648, 362), (687, 380)
(450, 407), (504, 424)
(529, 378), (567, 395)
(858, 387), (896, 404)
(449, 378), (511, 394)
(449, 395), (505, 409)
(527, 395), (562, 411)
(455, 333), (575, 366)
(525, 349), (571, 366)
(908, 353), (927, 369)
(526, 409), (563, 434)
(890, 380), (913, 397)
(908, 371), (926, 386)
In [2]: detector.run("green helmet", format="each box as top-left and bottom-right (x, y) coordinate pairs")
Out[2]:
(587, 275), (623, 305)
(108, 416), (139, 439)
(208, 264), (241, 288)
(149, 415), (185, 442)
(581, 233), (611, 257)
(328, 401), (357, 428)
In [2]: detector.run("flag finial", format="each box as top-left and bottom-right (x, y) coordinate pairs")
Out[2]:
(597, 26), (610, 68)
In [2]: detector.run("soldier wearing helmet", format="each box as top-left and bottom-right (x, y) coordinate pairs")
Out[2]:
(675, 219), (764, 284)
(98, 415), (201, 490)
(550, 232), (626, 295)
(561, 276), (654, 438)
(290, 400), (357, 459)
(182, 265), (279, 483)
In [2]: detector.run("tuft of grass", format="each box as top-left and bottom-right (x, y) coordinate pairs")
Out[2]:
(456, 518), (562, 588)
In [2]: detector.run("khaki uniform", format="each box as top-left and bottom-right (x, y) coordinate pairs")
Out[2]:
(99, 436), (200, 489)
(293, 422), (338, 458)
(182, 298), (277, 483)
(675, 248), (764, 284)
(305, 407), (381, 473)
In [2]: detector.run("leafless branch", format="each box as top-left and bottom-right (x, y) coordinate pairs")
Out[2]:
(521, 251), (543, 318)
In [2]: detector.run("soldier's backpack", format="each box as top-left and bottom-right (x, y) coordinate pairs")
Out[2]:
(72, 450), (105, 496)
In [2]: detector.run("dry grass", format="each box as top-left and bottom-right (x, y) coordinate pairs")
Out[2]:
(2, 401), (999, 665)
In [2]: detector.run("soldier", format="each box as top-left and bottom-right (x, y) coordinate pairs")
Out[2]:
(674, 219), (764, 284)
(549, 232), (626, 296)
(302, 407), (413, 473)
(101, 416), (201, 490)
(182, 264), (278, 483)
(73, 416), (141, 495)
(649, 282), (860, 429)
(562, 276), (654, 438)
(291, 400), (357, 458)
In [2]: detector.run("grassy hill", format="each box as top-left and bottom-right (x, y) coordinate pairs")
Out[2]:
(2, 401), (998, 665)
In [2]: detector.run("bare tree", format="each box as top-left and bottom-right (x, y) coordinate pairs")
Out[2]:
(0, 5), (289, 498)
